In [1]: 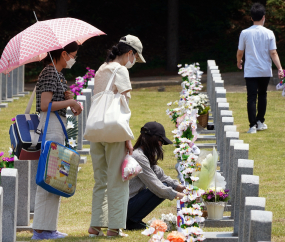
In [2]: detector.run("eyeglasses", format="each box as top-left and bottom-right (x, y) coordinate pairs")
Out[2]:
(68, 53), (78, 60)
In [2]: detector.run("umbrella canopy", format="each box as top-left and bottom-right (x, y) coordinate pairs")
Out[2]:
(0, 17), (105, 74)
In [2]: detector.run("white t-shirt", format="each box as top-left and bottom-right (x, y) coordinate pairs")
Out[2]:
(238, 25), (277, 78)
(93, 62), (132, 99)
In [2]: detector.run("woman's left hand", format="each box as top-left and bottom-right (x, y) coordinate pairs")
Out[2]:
(176, 184), (186, 193)
(65, 91), (74, 100)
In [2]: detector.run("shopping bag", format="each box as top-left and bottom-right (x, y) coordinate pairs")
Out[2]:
(36, 103), (80, 197)
(84, 64), (134, 143)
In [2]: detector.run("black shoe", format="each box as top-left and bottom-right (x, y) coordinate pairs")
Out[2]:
(126, 219), (146, 230)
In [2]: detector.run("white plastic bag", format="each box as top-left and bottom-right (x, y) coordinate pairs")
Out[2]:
(121, 154), (142, 181)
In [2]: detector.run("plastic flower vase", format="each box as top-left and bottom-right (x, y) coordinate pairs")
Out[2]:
(204, 201), (226, 220)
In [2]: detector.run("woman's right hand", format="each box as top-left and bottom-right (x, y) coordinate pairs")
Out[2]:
(176, 192), (185, 200)
(70, 100), (82, 116)
(125, 140), (133, 155)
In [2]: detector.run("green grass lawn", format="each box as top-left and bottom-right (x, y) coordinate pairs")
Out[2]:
(0, 87), (284, 241)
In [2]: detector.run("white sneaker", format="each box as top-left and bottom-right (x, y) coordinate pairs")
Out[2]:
(247, 126), (257, 133)
(256, 121), (267, 131)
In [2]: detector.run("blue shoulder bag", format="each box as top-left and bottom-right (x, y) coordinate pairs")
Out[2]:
(36, 103), (80, 197)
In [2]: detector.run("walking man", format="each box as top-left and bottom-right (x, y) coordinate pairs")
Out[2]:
(237, 3), (283, 133)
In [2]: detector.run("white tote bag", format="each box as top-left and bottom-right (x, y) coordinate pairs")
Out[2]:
(84, 65), (134, 143)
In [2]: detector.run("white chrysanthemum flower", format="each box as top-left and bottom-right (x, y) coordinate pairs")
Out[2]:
(141, 227), (155, 236)
(68, 137), (77, 148)
(192, 204), (201, 210)
(66, 121), (75, 129)
(195, 216), (205, 223)
(190, 176), (199, 182)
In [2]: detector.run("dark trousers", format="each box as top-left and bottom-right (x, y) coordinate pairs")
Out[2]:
(245, 77), (270, 128)
(127, 188), (165, 223)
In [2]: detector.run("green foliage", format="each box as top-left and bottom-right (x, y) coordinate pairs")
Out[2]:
(171, 112), (179, 124)
(199, 106), (210, 115)
(181, 127), (194, 140)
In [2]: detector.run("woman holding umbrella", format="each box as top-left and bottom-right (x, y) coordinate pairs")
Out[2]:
(32, 41), (83, 240)
(0, 17), (105, 240)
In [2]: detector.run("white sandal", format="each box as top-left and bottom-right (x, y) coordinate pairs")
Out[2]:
(89, 227), (105, 237)
(107, 229), (128, 237)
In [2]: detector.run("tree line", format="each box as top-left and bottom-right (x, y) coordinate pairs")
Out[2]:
(0, 0), (284, 81)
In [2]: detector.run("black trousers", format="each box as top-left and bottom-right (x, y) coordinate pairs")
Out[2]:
(245, 77), (270, 128)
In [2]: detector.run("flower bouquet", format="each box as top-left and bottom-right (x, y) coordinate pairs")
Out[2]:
(276, 69), (285, 96)
(201, 188), (230, 220)
(0, 148), (15, 174)
(167, 231), (186, 242)
(202, 188), (230, 203)
(160, 213), (177, 231)
(142, 219), (168, 242)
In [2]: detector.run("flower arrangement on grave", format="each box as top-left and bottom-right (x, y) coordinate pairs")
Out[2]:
(65, 115), (78, 151)
(160, 213), (178, 231)
(148, 214), (177, 232)
(191, 148), (226, 191)
(201, 188), (230, 220)
(201, 188), (230, 203)
(165, 62), (206, 241)
(142, 219), (168, 241)
(0, 148), (15, 173)
(178, 63), (203, 96)
(276, 70), (285, 96)
(70, 80), (84, 99)
(167, 231), (186, 242)
(70, 67), (95, 99)
(191, 94), (209, 116)
(0, 152), (4, 172)
(82, 67), (95, 88)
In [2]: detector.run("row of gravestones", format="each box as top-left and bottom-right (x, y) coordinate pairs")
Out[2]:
(205, 60), (272, 242)
(0, 67), (94, 242)
(0, 66), (29, 109)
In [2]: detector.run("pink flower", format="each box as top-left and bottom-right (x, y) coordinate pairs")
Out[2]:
(11, 117), (15, 122)
(8, 157), (14, 162)
(0, 152), (3, 157)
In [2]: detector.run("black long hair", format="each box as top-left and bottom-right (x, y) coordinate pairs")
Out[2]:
(42, 41), (79, 66)
(106, 37), (137, 63)
(133, 127), (164, 166)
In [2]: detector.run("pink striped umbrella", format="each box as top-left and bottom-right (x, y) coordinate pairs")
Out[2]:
(0, 17), (105, 74)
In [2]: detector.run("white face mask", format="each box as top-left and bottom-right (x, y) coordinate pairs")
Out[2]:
(64, 54), (76, 69)
(125, 53), (136, 69)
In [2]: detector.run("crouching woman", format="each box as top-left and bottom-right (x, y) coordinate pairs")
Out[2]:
(126, 122), (185, 230)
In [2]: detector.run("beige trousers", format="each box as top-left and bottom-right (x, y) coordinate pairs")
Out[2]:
(32, 112), (66, 230)
(90, 141), (129, 229)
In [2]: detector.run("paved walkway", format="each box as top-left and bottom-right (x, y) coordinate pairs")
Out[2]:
(24, 71), (281, 92)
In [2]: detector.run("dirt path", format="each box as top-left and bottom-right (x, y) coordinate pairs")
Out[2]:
(24, 71), (281, 93)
